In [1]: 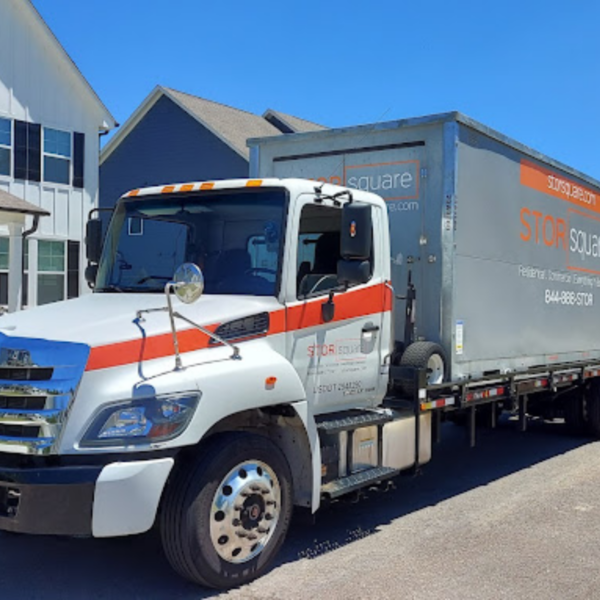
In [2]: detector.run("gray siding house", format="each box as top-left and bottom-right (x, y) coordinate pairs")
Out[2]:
(99, 86), (325, 209)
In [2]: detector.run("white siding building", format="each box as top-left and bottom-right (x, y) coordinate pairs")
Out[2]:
(0, 0), (116, 308)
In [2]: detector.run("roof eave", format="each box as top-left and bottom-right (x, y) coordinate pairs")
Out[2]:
(25, 0), (117, 130)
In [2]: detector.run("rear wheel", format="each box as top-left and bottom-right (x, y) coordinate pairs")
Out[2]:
(400, 341), (447, 396)
(160, 433), (293, 589)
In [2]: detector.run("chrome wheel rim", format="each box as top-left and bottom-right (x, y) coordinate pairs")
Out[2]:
(209, 460), (281, 564)
(427, 353), (445, 385)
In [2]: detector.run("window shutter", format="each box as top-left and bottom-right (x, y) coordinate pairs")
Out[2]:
(28, 123), (41, 182)
(14, 121), (27, 180)
(13, 121), (41, 182)
(73, 132), (84, 188)
(67, 240), (80, 298)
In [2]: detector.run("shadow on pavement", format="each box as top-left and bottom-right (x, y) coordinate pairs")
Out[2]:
(0, 419), (592, 599)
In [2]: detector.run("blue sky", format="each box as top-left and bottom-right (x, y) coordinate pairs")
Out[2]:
(33, 0), (600, 179)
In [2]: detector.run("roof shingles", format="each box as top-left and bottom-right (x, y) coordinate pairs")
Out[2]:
(0, 189), (50, 217)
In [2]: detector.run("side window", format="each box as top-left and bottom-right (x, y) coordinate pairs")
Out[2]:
(296, 204), (342, 299)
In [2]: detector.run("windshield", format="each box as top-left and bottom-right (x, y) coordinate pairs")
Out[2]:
(96, 189), (287, 296)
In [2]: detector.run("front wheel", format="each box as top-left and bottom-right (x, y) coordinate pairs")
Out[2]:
(160, 433), (293, 589)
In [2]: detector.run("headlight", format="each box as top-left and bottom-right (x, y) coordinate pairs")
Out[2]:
(81, 391), (200, 447)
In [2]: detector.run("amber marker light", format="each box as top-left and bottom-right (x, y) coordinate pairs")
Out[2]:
(246, 180), (263, 187)
(265, 376), (277, 390)
(200, 182), (215, 190)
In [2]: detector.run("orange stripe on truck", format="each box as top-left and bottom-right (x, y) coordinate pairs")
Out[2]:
(85, 282), (390, 371)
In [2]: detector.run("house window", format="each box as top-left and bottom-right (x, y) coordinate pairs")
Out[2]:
(43, 128), (71, 185)
(38, 240), (65, 305)
(0, 118), (11, 177)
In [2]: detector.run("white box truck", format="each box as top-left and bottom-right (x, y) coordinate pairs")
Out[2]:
(0, 112), (598, 589)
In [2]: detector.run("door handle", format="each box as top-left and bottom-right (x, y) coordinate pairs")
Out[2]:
(362, 324), (380, 333)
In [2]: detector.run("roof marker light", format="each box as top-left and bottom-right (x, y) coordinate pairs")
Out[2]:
(200, 182), (215, 190)
(162, 185), (176, 193)
(246, 180), (263, 187)
(180, 184), (194, 192)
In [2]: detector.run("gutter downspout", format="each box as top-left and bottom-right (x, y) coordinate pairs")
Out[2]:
(21, 215), (40, 310)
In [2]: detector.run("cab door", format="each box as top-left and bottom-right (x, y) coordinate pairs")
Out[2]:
(285, 194), (388, 414)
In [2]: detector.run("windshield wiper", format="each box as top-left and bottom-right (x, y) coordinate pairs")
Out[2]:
(96, 284), (167, 294)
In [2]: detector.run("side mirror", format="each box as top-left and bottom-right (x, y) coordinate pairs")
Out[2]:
(172, 263), (204, 304)
(86, 218), (103, 263)
(337, 259), (371, 286)
(340, 202), (372, 260)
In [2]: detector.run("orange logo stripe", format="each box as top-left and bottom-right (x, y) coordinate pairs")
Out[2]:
(85, 282), (390, 371)
(520, 160), (599, 214)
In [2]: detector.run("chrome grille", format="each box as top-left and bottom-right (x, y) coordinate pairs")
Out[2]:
(0, 334), (89, 455)
(0, 395), (46, 410)
(0, 367), (54, 381)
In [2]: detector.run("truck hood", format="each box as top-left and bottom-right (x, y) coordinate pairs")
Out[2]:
(0, 293), (283, 350)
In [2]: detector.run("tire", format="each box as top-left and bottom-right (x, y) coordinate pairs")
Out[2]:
(160, 432), (293, 589)
(585, 381), (600, 437)
(400, 341), (447, 397)
(563, 389), (586, 434)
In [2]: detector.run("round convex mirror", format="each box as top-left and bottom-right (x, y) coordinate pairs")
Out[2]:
(173, 263), (204, 304)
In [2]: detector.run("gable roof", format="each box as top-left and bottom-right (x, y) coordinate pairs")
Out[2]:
(100, 86), (326, 164)
(0, 188), (50, 217)
(263, 109), (327, 134)
(22, 0), (116, 130)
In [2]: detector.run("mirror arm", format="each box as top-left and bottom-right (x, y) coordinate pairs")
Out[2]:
(171, 311), (240, 360)
(164, 281), (240, 368)
(165, 282), (183, 370)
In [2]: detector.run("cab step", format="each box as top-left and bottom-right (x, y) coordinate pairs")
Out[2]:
(321, 466), (400, 499)
(316, 409), (394, 435)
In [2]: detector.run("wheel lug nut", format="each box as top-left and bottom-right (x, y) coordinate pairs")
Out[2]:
(234, 504), (243, 511)
(266, 500), (276, 506)
(232, 519), (241, 526)
(257, 527), (269, 534)
(237, 531), (248, 538)
(265, 513), (274, 521)
(247, 533), (258, 541)
(250, 485), (260, 492)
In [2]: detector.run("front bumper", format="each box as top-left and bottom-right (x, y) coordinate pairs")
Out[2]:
(0, 465), (100, 535)
(0, 456), (174, 537)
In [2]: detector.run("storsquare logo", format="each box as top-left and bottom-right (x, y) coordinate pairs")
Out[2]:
(343, 160), (419, 201)
(520, 160), (600, 275)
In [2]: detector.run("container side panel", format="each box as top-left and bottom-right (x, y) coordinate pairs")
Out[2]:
(453, 126), (600, 378)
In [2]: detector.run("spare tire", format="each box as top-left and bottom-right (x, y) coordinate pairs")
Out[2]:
(400, 341), (447, 397)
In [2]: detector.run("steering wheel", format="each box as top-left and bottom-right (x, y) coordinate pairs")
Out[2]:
(135, 274), (172, 284)
(306, 275), (337, 295)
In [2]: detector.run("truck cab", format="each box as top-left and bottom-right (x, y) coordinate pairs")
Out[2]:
(0, 178), (423, 589)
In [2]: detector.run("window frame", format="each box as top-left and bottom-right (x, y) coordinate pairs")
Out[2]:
(42, 127), (72, 186)
(37, 239), (67, 305)
(294, 200), (375, 301)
